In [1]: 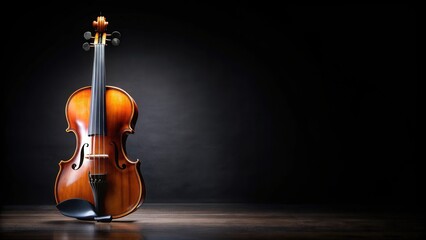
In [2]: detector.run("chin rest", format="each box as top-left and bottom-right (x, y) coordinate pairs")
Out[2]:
(56, 199), (112, 222)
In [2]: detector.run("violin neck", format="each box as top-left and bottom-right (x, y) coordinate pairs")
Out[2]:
(88, 44), (106, 136)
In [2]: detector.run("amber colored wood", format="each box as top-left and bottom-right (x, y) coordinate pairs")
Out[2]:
(94, 32), (99, 44)
(93, 16), (108, 32)
(54, 86), (145, 219)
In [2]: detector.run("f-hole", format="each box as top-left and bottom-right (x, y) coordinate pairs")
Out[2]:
(72, 143), (89, 170)
(111, 141), (126, 170)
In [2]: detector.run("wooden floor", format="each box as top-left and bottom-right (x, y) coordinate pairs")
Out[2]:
(1, 204), (424, 239)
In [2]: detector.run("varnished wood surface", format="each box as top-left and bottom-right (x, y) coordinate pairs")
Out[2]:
(1, 204), (424, 240)
(55, 86), (144, 218)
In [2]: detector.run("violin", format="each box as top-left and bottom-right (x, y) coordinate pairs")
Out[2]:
(54, 15), (145, 221)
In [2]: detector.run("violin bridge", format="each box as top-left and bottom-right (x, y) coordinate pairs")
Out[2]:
(85, 154), (109, 160)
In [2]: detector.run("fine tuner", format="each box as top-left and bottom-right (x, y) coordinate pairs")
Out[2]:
(82, 16), (121, 51)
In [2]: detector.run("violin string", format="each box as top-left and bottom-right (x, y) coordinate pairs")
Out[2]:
(98, 43), (102, 175)
(96, 43), (99, 175)
(98, 43), (101, 175)
(94, 43), (99, 175)
(102, 44), (107, 173)
(96, 43), (101, 175)
(99, 43), (101, 175)
(99, 44), (105, 173)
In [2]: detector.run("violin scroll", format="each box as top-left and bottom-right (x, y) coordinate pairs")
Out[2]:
(92, 16), (108, 32)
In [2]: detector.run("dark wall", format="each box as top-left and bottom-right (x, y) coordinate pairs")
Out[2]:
(2, 3), (421, 205)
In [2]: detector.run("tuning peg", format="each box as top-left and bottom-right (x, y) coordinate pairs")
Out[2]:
(111, 31), (121, 39)
(111, 38), (120, 46)
(84, 31), (92, 40)
(82, 42), (91, 51)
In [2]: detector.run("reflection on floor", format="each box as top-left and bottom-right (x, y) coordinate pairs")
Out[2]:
(1, 203), (424, 239)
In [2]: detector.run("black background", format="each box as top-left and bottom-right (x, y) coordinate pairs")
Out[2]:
(2, 3), (421, 205)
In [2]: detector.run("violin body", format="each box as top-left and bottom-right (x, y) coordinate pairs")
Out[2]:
(54, 16), (145, 220)
(55, 86), (145, 218)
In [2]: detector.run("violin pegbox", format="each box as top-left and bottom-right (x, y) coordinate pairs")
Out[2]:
(82, 16), (121, 51)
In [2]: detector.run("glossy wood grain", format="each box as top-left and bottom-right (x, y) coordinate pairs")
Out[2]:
(54, 86), (145, 219)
